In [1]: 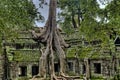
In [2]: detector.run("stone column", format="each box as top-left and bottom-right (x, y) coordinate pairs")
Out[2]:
(27, 64), (32, 78)
(0, 55), (4, 80)
(9, 62), (18, 80)
(73, 60), (76, 73)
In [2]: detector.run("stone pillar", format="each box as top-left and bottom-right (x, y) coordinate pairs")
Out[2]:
(10, 62), (19, 80)
(0, 55), (4, 80)
(27, 64), (32, 78)
(73, 60), (76, 73)
(79, 62), (83, 74)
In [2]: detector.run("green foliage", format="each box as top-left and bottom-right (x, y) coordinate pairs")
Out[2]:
(59, 0), (120, 54)
(105, 0), (120, 35)
(78, 46), (93, 59)
(66, 44), (112, 59)
(112, 74), (120, 80)
(91, 75), (104, 80)
(0, 0), (40, 52)
(0, 0), (39, 40)
(66, 48), (76, 58)
(80, 74), (84, 79)
(17, 77), (29, 80)
(79, 17), (100, 41)
(60, 16), (75, 35)
(0, 0), (35, 28)
(10, 50), (40, 62)
(59, 0), (109, 44)
(67, 71), (76, 76)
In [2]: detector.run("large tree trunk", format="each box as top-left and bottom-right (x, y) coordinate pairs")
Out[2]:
(31, 0), (69, 79)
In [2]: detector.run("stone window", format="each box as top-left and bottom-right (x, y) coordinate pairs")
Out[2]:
(16, 43), (24, 49)
(68, 62), (73, 71)
(94, 63), (101, 74)
(115, 37), (120, 46)
(32, 66), (39, 76)
(19, 66), (27, 76)
(84, 41), (89, 46)
(82, 64), (86, 74)
(54, 63), (59, 72)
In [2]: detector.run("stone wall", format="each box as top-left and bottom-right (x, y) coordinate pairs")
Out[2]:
(0, 55), (4, 80)
(74, 59), (113, 77)
(10, 61), (39, 80)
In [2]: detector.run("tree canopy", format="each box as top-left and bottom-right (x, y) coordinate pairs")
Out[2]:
(59, 0), (120, 42)
(1, 0), (120, 79)
(0, 0), (39, 37)
(0, 0), (42, 50)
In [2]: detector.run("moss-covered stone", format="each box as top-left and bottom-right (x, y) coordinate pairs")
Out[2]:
(66, 48), (77, 58)
(11, 50), (40, 62)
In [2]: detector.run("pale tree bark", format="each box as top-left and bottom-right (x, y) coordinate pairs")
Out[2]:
(84, 58), (90, 80)
(31, 0), (69, 79)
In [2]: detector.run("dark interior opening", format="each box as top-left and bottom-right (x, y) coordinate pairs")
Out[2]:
(32, 66), (39, 76)
(94, 63), (101, 74)
(68, 62), (73, 71)
(16, 43), (24, 49)
(115, 37), (120, 46)
(54, 63), (59, 72)
(19, 66), (27, 76)
(83, 64), (86, 74)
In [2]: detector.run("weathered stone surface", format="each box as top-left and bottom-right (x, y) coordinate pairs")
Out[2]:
(2, 29), (120, 79)
(0, 56), (4, 80)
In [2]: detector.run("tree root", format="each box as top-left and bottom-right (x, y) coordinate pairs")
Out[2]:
(51, 74), (58, 80)
(31, 75), (44, 80)
(60, 72), (78, 80)
(31, 0), (70, 80)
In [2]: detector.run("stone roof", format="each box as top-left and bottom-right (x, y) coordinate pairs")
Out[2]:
(10, 50), (40, 62)
(5, 28), (119, 62)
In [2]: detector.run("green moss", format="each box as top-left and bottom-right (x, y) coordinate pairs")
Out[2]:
(116, 53), (120, 58)
(112, 74), (120, 80)
(80, 74), (84, 79)
(17, 77), (29, 80)
(14, 39), (36, 43)
(79, 51), (89, 59)
(90, 51), (101, 59)
(66, 48), (76, 58)
(13, 50), (40, 62)
(67, 71), (76, 76)
(78, 47), (92, 59)
(0, 47), (3, 54)
(91, 75), (104, 80)
(8, 54), (13, 61)
(6, 45), (41, 62)
(91, 51), (111, 59)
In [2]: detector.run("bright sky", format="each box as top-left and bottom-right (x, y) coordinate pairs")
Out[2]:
(32, 0), (108, 27)
(97, 0), (106, 8)
(32, 0), (49, 27)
